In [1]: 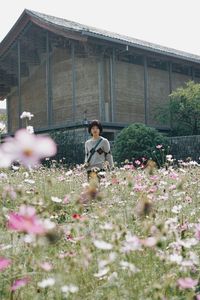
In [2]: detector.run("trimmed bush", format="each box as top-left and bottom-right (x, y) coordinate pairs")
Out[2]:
(113, 123), (169, 167)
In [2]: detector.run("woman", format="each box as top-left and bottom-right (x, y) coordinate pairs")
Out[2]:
(84, 120), (114, 181)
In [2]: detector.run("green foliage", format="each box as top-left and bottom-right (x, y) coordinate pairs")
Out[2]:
(0, 113), (6, 123)
(113, 123), (169, 166)
(0, 164), (200, 299)
(48, 129), (85, 166)
(157, 81), (200, 136)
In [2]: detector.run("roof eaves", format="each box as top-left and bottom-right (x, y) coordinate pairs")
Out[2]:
(81, 30), (200, 65)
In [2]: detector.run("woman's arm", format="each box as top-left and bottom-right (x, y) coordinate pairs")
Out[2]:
(84, 142), (89, 163)
(103, 139), (114, 169)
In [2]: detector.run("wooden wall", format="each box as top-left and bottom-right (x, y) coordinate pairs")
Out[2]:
(6, 36), (198, 133)
(115, 61), (145, 123)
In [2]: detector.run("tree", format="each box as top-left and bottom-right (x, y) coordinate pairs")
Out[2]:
(157, 81), (200, 136)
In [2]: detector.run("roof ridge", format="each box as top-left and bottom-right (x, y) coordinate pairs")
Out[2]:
(1, 9), (200, 63)
(24, 9), (200, 61)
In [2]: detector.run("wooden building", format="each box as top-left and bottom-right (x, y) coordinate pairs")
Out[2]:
(1, 9), (200, 140)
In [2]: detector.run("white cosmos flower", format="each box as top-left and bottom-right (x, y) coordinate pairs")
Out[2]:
(121, 232), (141, 253)
(93, 240), (113, 250)
(24, 179), (35, 184)
(37, 278), (55, 288)
(108, 272), (118, 281)
(0, 129), (57, 168)
(120, 261), (139, 273)
(26, 126), (34, 134)
(171, 205), (182, 214)
(94, 267), (110, 278)
(66, 170), (73, 176)
(51, 196), (62, 203)
(20, 111), (34, 120)
(178, 238), (198, 248)
(100, 222), (113, 230)
(61, 284), (79, 293)
(169, 253), (183, 264)
(43, 219), (56, 230)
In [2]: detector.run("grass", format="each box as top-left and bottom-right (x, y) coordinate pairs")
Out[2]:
(0, 163), (200, 299)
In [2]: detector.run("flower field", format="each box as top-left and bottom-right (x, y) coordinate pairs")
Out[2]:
(0, 159), (200, 299)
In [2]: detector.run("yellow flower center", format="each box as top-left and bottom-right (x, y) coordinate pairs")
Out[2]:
(23, 149), (33, 157)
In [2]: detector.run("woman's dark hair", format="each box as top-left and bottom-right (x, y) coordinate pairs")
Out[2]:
(88, 120), (103, 135)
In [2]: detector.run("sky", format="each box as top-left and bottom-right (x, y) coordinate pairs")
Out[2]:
(1, 0), (200, 108)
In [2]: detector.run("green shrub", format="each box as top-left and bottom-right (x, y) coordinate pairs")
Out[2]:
(113, 123), (169, 167)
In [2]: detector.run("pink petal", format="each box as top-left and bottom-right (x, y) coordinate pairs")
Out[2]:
(178, 277), (198, 289)
(11, 277), (30, 291)
(0, 257), (11, 271)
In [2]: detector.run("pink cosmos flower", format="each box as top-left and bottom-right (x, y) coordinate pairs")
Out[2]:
(0, 257), (11, 271)
(1, 129), (57, 168)
(177, 277), (198, 289)
(141, 237), (157, 247)
(195, 224), (200, 241)
(156, 144), (163, 149)
(133, 184), (146, 192)
(0, 149), (12, 168)
(8, 205), (45, 235)
(40, 262), (53, 271)
(11, 277), (30, 291)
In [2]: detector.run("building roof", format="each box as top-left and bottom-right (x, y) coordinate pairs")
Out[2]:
(1, 9), (200, 64)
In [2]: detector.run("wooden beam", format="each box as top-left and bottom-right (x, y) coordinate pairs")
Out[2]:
(71, 42), (76, 122)
(191, 66), (195, 81)
(98, 52), (105, 121)
(46, 31), (53, 126)
(144, 56), (148, 125)
(169, 62), (172, 94)
(110, 48), (116, 122)
(17, 39), (22, 128)
(168, 62), (172, 130)
(30, 17), (88, 42)
(7, 96), (11, 134)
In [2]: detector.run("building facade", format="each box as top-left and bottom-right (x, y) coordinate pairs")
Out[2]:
(1, 9), (200, 140)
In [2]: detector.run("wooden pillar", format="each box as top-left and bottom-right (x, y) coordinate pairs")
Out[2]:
(6, 97), (11, 134)
(191, 67), (195, 81)
(17, 39), (22, 128)
(46, 31), (53, 126)
(168, 62), (173, 130)
(98, 52), (105, 121)
(71, 42), (76, 122)
(110, 48), (116, 122)
(169, 62), (172, 94)
(143, 56), (148, 125)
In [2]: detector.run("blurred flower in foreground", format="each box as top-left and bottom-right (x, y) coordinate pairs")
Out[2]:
(0, 257), (11, 271)
(0, 149), (12, 168)
(7, 205), (52, 235)
(195, 224), (200, 241)
(11, 277), (30, 291)
(0, 129), (57, 168)
(177, 277), (198, 289)
(37, 278), (55, 288)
